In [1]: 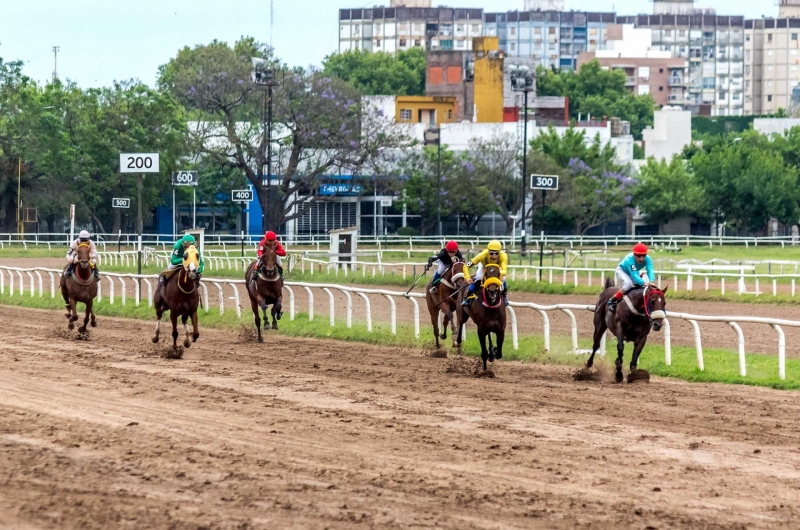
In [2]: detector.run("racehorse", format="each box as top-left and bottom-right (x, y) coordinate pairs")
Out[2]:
(60, 242), (98, 333)
(458, 264), (506, 371)
(152, 244), (201, 352)
(245, 243), (284, 342)
(425, 260), (467, 349)
(586, 277), (668, 383)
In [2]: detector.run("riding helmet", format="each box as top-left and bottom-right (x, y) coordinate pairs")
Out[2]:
(265, 231), (277, 241)
(445, 240), (459, 252)
(633, 242), (648, 256)
(182, 234), (196, 245)
(79, 230), (90, 240)
(487, 240), (502, 252)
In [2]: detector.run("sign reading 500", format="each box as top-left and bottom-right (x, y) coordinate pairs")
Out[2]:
(120, 153), (160, 174)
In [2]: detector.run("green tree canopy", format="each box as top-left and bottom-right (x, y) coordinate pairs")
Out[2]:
(632, 156), (704, 231)
(322, 48), (426, 96)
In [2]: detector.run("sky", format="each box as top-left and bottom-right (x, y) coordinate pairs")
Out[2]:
(0, 0), (779, 88)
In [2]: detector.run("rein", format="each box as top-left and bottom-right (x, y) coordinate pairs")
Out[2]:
(177, 269), (197, 294)
(623, 286), (664, 318)
(481, 285), (503, 309)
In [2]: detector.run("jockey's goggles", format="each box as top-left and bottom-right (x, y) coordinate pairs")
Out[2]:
(634, 253), (646, 258)
(489, 251), (499, 256)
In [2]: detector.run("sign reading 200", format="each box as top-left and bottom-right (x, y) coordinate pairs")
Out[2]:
(120, 153), (160, 174)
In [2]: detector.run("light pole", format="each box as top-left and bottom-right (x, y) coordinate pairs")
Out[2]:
(509, 214), (520, 249)
(424, 127), (443, 236)
(251, 58), (277, 233)
(510, 65), (535, 254)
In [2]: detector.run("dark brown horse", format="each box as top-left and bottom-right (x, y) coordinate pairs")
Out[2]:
(60, 242), (98, 332)
(586, 277), (668, 383)
(152, 245), (201, 352)
(245, 243), (284, 342)
(458, 264), (506, 371)
(425, 261), (467, 349)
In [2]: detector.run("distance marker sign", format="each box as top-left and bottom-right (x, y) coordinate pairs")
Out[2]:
(232, 189), (254, 202)
(530, 174), (559, 191)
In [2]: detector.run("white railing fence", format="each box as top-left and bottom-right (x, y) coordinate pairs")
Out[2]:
(0, 266), (794, 380)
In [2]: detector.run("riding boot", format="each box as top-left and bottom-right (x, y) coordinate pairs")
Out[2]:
(65, 262), (76, 277)
(502, 289), (509, 307)
(278, 265), (284, 281)
(461, 283), (476, 307)
(607, 292), (623, 313)
(93, 265), (100, 281)
(429, 271), (441, 293)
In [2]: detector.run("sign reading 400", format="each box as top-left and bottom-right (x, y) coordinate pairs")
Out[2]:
(120, 153), (160, 174)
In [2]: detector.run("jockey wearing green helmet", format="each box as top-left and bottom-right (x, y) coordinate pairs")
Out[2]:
(160, 233), (205, 282)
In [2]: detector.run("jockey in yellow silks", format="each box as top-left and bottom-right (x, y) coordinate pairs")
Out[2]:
(462, 240), (509, 307)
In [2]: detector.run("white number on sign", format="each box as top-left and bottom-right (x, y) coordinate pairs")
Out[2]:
(126, 156), (154, 170)
(536, 177), (554, 187)
(175, 172), (194, 183)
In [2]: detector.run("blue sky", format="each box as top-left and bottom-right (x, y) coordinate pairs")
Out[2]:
(1, 0), (777, 88)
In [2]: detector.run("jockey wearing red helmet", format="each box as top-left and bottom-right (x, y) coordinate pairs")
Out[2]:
(426, 240), (464, 293)
(608, 242), (656, 313)
(257, 230), (287, 280)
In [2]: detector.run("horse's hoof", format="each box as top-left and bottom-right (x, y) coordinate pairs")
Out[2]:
(277, 312), (283, 321)
(257, 336), (264, 343)
(627, 369), (651, 384)
(264, 322), (271, 330)
(439, 333), (447, 340)
(272, 323), (279, 331)
(615, 371), (624, 383)
(192, 334), (199, 343)
(183, 339), (191, 348)
(68, 322), (74, 330)
(90, 320), (97, 328)
(151, 336), (159, 344)
(495, 351), (503, 360)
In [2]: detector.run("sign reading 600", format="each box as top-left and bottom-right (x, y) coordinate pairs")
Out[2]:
(171, 171), (199, 186)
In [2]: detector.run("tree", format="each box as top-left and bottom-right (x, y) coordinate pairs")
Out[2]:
(322, 48), (426, 96)
(530, 126), (635, 234)
(632, 156), (704, 232)
(535, 60), (656, 139)
(160, 37), (412, 233)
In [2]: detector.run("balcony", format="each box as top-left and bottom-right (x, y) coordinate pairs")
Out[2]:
(668, 76), (687, 86)
(625, 76), (636, 86)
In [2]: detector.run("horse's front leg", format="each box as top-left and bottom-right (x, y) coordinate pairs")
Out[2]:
(271, 300), (281, 331)
(79, 299), (92, 333)
(170, 311), (179, 351)
(439, 310), (449, 340)
(250, 297), (263, 343)
(152, 304), (164, 343)
(614, 327), (625, 383)
(630, 333), (649, 372)
(181, 314), (191, 348)
(67, 299), (78, 330)
(191, 309), (199, 343)
(478, 330), (489, 371)
(261, 300), (270, 330)
(495, 329), (504, 360)
(587, 315), (608, 369)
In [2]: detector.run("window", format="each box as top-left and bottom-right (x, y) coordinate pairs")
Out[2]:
(472, 24), (480, 33)
(659, 86), (663, 91)
(768, 95), (773, 102)
(455, 39), (465, 49)
(510, 27), (516, 36)
(768, 33), (773, 43)
(511, 42), (516, 51)
(375, 38), (381, 46)
(446, 66), (461, 83)
(534, 27), (541, 35)
(414, 38), (421, 47)
(638, 66), (650, 79)
(400, 109), (412, 120)
(732, 93), (740, 101)
(794, 34), (799, 41)
(745, 65), (751, 75)
(719, 91), (727, 100)
(456, 24), (464, 33)
(665, 29), (673, 37)
(793, 49), (799, 56)
(659, 68), (664, 73)
(447, 109), (453, 120)
(428, 67), (444, 84)
(768, 80), (774, 88)
(746, 50), (751, 60)
(549, 27), (556, 35)
(768, 49), (774, 56)
(638, 85), (650, 95)
(400, 37), (407, 47)
(746, 34), (750, 42)
(679, 29), (687, 37)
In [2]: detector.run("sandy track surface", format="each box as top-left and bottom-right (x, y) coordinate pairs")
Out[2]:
(1, 305), (800, 529)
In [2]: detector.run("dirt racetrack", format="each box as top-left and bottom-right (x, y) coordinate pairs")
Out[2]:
(2, 305), (800, 529)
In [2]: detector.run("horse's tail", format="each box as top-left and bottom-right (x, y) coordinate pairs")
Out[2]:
(604, 277), (615, 290)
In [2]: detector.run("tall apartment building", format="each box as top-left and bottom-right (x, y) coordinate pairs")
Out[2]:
(617, 1), (745, 116)
(744, 0), (800, 115)
(338, 2), (483, 55)
(484, 10), (615, 71)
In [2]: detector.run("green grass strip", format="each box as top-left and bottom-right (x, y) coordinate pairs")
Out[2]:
(2, 290), (799, 391)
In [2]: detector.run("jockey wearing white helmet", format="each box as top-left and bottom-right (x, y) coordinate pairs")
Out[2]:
(65, 230), (100, 280)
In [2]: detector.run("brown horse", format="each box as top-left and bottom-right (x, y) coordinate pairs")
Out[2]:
(152, 245), (201, 352)
(458, 264), (506, 371)
(245, 243), (284, 342)
(425, 261), (467, 349)
(586, 277), (668, 383)
(60, 242), (98, 332)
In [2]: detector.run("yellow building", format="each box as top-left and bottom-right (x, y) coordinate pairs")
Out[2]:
(395, 96), (457, 128)
(472, 36), (504, 123)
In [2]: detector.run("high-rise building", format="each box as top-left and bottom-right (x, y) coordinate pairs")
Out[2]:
(618, 1), (745, 116)
(338, 5), (484, 54)
(484, 10), (616, 71)
(744, 16), (800, 115)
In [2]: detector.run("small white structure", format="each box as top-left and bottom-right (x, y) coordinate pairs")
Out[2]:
(183, 228), (205, 254)
(329, 226), (358, 270)
(642, 107), (692, 161)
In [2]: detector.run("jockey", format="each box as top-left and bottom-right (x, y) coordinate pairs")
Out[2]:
(425, 240), (464, 293)
(257, 230), (286, 280)
(160, 233), (205, 282)
(608, 242), (656, 313)
(65, 230), (100, 280)
(462, 240), (509, 307)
